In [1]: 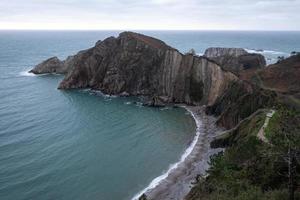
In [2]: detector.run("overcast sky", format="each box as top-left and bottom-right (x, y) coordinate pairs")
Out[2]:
(0, 0), (299, 30)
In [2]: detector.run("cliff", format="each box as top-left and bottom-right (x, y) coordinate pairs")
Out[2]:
(31, 32), (237, 106)
(204, 47), (247, 58)
(186, 55), (300, 200)
(204, 47), (266, 73)
(206, 81), (276, 129)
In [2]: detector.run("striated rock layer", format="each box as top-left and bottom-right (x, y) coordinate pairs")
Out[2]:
(204, 47), (266, 73)
(31, 32), (237, 106)
(206, 81), (276, 129)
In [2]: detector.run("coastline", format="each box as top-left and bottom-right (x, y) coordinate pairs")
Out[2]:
(132, 106), (224, 200)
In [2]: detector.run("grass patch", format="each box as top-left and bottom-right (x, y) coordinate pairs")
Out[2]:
(264, 110), (280, 140)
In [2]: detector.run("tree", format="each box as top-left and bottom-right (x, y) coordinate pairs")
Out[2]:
(268, 110), (300, 200)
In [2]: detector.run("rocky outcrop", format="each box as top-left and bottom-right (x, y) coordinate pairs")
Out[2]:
(30, 49), (90, 74)
(204, 47), (247, 58)
(204, 47), (266, 73)
(31, 32), (237, 106)
(206, 81), (276, 129)
(29, 57), (65, 74)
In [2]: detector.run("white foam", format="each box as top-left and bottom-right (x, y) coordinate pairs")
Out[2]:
(131, 106), (202, 200)
(19, 70), (64, 77)
(245, 48), (288, 55)
(19, 70), (35, 77)
(135, 102), (143, 107)
(159, 107), (171, 111)
(104, 94), (118, 98)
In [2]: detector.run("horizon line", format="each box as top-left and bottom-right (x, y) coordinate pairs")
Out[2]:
(0, 29), (300, 32)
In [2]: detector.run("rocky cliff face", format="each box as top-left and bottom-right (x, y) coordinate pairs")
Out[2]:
(206, 81), (276, 129)
(204, 47), (266, 73)
(29, 57), (66, 74)
(29, 52), (88, 74)
(204, 47), (247, 58)
(31, 32), (237, 106)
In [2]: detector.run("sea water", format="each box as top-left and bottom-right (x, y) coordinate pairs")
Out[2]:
(0, 30), (299, 200)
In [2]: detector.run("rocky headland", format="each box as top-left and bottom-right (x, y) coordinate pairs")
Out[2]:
(30, 32), (300, 200)
(31, 32), (237, 106)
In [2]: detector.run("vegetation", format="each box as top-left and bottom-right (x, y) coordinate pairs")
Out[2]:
(186, 106), (300, 200)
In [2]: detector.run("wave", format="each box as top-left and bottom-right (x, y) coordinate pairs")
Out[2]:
(19, 70), (36, 77)
(19, 70), (64, 77)
(131, 106), (203, 200)
(245, 48), (289, 55)
(159, 107), (171, 111)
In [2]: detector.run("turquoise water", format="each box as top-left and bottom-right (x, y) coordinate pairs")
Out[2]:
(1, 31), (300, 200)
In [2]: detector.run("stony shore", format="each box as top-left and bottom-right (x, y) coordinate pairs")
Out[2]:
(134, 106), (224, 200)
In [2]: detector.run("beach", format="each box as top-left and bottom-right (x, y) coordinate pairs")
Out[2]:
(133, 106), (224, 200)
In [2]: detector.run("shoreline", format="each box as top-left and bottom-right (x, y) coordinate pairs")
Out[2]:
(132, 106), (224, 200)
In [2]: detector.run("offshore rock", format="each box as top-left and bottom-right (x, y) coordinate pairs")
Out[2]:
(204, 47), (266, 73)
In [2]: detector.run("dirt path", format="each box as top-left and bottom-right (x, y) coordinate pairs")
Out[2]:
(257, 109), (275, 143)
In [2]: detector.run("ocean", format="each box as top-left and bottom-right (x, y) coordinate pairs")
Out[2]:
(0, 30), (300, 200)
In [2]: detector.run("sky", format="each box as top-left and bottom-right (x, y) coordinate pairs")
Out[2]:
(0, 0), (299, 30)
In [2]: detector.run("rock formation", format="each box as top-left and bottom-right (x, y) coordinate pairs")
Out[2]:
(31, 32), (237, 106)
(206, 81), (276, 129)
(204, 47), (247, 58)
(204, 47), (266, 73)
(29, 57), (65, 74)
(29, 52), (86, 75)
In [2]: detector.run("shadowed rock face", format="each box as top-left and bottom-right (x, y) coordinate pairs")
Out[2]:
(31, 32), (237, 106)
(204, 47), (266, 73)
(206, 81), (276, 129)
(29, 57), (65, 74)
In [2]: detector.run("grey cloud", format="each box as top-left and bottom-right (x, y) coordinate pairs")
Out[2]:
(0, 0), (299, 30)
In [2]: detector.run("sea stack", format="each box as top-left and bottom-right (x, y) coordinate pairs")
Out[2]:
(204, 47), (266, 73)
